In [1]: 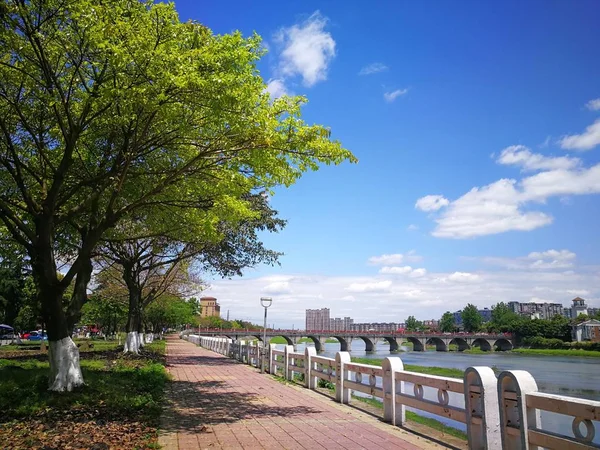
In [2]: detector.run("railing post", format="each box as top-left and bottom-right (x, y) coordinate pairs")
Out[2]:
(246, 341), (252, 365)
(305, 346), (317, 389)
(498, 370), (541, 450)
(284, 345), (294, 380)
(335, 351), (350, 404)
(382, 357), (405, 426)
(464, 366), (501, 450)
(269, 343), (276, 375)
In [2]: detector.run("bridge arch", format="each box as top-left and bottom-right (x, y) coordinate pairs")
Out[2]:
(269, 335), (294, 346)
(382, 336), (400, 352)
(471, 338), (492, 352)
(493, 338), (513, 351)
(332, 336), (351, 352)
(426, 337), (448, 352)
(405, 336), (425, 352)
(449, 337), (471, 352)
(303, 335), (324, 352)
(356, 336), (375, 352)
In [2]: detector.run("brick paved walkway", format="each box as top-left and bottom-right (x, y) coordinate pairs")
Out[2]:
(159, 336), (453, 450)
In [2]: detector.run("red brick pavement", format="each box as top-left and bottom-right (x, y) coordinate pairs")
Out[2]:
(159, 336), (451, 450)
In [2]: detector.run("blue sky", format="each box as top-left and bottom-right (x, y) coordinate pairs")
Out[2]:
(174, 1), (600, 327)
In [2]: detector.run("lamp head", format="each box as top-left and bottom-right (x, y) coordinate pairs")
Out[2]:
(260, 297), (273, 308)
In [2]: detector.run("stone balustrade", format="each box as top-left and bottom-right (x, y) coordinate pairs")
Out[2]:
(184, 334), (599, 450)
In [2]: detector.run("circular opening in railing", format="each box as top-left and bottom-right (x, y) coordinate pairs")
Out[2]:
(572, 418), (595, 442)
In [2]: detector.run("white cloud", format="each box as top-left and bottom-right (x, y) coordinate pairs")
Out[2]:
(482, 249), (577, 271)
(429, 178), (553, 239)
(519, 163), (600, 200)
(415, 194), (450, 212)
(262, 281), (292, 295)
(447, 272), (482, 283)
(419, 143), (600, 238)
(384, 89), (408, 102)
(380, 266), (413, 275)
(359, 62), (388, 75)
(265, 79), (288, 98)
(497, 145), (580, 171)
(407, 224), (419, 231)
(346, 280), (392, 293)
(368, 253), (404, 265)
(409, 268), (427, 278)
(585, 98), (600, 111)
(379, 266), (427, 278)
(559, 120), (600, 151)
(527, 249), (576, 269)
(275, 11), (335, 87)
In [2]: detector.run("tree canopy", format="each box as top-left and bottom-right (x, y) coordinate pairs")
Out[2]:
(439, 311), (455, 332)
(0, 0), (354, 390)
(461, 304), (482, 333)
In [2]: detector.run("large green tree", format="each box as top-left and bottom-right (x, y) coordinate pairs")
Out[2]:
(461, 304), (482, 333)
(439, 311), (455, 333)
(405, 315), (421, 332)
(0, 1), (354, 390)
(488, 302), (520, 333)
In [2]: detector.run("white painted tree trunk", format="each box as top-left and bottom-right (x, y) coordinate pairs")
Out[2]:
(138, 332), (145, 348)
(48, 337), (84, 392)
(145, 334), (154, 344)
(123, 331), (140, 354)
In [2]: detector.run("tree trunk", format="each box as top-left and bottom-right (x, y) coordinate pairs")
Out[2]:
(33, 261), (84, 392)
(123, 267), (143, 354)
(66, 258), (93, 335)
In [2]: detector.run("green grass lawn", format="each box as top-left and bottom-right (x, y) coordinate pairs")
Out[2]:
(0, 339), (168, 449)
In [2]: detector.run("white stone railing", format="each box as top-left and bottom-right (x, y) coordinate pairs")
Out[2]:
(186, 335), (599, 450)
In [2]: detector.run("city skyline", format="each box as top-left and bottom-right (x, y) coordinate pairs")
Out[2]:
(172, 0), (600, 328)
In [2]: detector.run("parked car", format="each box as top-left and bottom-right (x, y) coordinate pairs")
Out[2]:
(28, 331), (48, 341)
(21, 331), (31, 340)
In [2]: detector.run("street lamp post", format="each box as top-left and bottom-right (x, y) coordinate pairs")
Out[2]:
(260, 297), (272, 373)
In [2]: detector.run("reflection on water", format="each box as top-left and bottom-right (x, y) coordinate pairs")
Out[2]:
(279, 340), (600, 443)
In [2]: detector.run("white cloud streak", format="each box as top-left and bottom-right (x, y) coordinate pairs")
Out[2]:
(384, 89), (408, 102)
(415, 195), (449, 212)
(359, 62), (388, 75)
(585, 98), (600, 111)
(559, 120), (600, 151)
(497, 145), (580, 171)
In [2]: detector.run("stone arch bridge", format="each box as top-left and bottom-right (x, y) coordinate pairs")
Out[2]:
(195, 329), (514, 353)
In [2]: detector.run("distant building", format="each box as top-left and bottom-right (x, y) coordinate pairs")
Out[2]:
(572, 319), (600, 342)
(422, 319), (439, 329)
(330, 316), (354, 331)
(508, 301), (563, 319)
(305, 308), (330, 330)
(570, 297), (588, 318)
(200, 296), (221, 318)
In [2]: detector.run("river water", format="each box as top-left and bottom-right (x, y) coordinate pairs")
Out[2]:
(281, 341), (600, 443)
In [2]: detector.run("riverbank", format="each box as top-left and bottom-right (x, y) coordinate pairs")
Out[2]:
(511, 348), (600, 357)
(351, 356), (464, 378)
